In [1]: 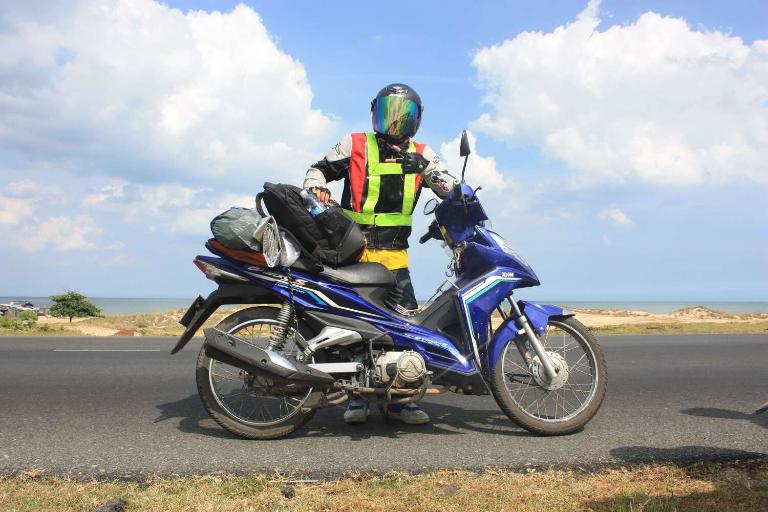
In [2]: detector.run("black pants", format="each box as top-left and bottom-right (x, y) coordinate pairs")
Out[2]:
(385, 268), (418, 312)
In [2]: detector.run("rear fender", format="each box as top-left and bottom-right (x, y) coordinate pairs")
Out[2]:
(170, 283), (278, 354)
(485, 301), (574, 372)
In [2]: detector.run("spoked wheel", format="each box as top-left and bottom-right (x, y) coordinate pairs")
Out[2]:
(196, 306), (319, 440)
(491, 316), (607, 435)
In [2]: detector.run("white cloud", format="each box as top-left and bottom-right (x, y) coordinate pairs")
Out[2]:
(15, 215), (103, 252)
(600, 206), (633, 228)
(83, 181), (127, 206)
(439, 131), (507, 191)
(471, 0), (768, 186)
(0, 1), (334, 184)
(601, 235), (614, 247)
(0, 196), (34, 226)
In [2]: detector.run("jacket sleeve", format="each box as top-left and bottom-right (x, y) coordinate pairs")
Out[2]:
(419, 144), (458, 198)
(304, 134), (353, 189)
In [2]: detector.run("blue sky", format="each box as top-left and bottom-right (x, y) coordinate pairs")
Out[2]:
(0, 0), (766, 301)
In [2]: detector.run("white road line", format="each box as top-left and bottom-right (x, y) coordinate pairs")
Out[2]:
(53, 349), (162, 352)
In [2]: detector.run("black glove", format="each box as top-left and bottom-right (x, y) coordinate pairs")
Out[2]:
(400, 152), (430, 174)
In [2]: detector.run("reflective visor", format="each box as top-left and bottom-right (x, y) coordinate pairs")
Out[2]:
(372, 96), (421, 139)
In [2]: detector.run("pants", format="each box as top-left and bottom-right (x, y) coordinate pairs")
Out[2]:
(385, 267), (418, 312)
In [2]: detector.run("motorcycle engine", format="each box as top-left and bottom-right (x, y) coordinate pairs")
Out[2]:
(373, 351), (427, 388)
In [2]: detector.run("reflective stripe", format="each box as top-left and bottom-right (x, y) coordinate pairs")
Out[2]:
(343, 210), (413, 226)
(347, 133), (421, 227)
(402, 173), (416, 214)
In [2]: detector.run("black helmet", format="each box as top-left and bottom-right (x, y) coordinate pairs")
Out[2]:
(371, 83), (423, 141)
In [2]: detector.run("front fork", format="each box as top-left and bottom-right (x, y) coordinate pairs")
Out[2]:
(507, 299), (558, 381)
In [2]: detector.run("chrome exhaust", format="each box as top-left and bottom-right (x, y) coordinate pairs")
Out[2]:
(203, 328), (335, 386)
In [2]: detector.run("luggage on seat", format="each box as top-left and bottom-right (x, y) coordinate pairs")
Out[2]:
(257, 183), (366, 268)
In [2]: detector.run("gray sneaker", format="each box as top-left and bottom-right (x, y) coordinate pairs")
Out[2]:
(343, 398), (369, 424)
(387, 403), (430, 424)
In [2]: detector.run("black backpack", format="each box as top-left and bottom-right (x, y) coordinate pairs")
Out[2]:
(256, 183), (366, 268)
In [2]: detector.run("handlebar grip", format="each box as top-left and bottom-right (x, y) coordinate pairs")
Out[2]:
(419, 232), (431, 244)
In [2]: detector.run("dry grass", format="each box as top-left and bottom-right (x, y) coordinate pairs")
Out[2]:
(1, 460), (766, 511)
(75, 307), (246, 337)
(592, 321), (768, 335)
(2, 305), (767, 337)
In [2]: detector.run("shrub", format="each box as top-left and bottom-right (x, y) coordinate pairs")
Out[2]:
(50, 292), (102, 323)
(18, 310), (38, 323)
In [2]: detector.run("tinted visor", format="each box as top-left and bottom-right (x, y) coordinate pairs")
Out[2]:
(372, 96), (421, 139)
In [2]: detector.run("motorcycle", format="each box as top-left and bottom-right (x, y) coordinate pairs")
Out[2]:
(171, 131), (607, 439)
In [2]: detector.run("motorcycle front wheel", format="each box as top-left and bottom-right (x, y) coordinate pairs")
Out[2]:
(490, 316), (607, 435)
(196, 306), (319, 440)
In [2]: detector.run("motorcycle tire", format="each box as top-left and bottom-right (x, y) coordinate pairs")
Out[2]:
(196, 306), (319, 440)
(490, 316), (607, 436)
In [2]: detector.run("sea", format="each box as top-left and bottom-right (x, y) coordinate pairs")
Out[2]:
(2, 297), (767, 315)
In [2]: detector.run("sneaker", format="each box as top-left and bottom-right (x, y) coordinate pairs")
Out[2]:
(387, 403), (430, 425)
(343, 398), (369, 424)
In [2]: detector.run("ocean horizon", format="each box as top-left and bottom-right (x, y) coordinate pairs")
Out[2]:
(2, 297), (767, 315)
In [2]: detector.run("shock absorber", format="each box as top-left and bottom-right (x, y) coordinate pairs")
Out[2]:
(268, 302), (294, 351)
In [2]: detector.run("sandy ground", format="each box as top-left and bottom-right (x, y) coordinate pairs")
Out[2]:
(568, 306), (768, 327)
(28, 305), (768, 336)
(37, 316), (117, 336)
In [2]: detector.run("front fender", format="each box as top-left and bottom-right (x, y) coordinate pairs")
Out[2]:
(485, 301), (574, 373)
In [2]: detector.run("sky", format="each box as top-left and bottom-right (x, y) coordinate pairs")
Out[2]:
(0, 0), (766, 301)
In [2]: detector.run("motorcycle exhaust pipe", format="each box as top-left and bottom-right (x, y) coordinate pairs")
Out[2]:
(203, 328), (335, 387)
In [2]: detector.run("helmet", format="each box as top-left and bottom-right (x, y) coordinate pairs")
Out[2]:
(371, 83), (423, 141)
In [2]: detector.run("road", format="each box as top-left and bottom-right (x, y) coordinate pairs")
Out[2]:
(0, 334), (765, 479)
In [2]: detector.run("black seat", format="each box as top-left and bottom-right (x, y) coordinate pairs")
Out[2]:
(320, 262), (395, 287)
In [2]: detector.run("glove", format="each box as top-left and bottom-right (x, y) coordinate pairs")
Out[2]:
(400, 152), (430, 174)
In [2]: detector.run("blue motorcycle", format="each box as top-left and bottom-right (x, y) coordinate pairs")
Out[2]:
(172, 132), (607, 439)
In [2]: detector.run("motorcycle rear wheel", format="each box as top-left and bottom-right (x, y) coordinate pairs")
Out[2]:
(196, 306), (319, 440)
(490, 316), (607, 435)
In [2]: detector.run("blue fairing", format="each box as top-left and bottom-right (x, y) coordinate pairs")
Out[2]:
(486, 301), (574, 370)
(189, 181), (574, 383)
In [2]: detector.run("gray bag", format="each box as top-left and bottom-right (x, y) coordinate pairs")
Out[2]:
(210, 207), (264, 251)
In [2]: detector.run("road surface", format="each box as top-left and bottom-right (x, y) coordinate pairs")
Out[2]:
(0, 334), (765, 478)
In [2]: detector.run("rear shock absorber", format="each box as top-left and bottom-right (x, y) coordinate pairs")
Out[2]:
(268, 301), (294, 351)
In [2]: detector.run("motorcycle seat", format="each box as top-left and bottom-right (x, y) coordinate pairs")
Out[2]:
(319, 262), (396, 287)
(290, 258), (394, 287)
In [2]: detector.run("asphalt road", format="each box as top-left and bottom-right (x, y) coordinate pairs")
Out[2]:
(0, 334), (765, 479)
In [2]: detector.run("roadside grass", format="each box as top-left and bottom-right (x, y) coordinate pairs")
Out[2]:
(2, 307), (767, 337)
(591, 321), (768, 335)
(74, 307), (250, 336)
(1, 460), (766, 511)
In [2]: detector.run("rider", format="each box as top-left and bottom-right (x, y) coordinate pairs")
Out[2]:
(303, 83), (457, 425)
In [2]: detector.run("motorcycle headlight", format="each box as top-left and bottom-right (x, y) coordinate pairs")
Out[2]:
(488, 231), (532, 270)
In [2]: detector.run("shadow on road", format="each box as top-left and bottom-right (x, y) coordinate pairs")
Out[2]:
(582, 445), (768, 511)
(154, 394), (239, 440)
(680, 407), (767, 429)
(153, 394), (532, 440)
(610, 445), (766, 465)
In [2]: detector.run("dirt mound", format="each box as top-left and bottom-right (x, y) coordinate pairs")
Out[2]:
(668, 306), (739, 320)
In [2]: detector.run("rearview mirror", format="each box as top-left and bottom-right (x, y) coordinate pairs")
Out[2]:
(423, 197), (439, 215)
(459, 130), (471, 157)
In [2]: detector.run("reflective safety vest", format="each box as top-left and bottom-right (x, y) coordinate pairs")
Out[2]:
(343, 132), (425, 227)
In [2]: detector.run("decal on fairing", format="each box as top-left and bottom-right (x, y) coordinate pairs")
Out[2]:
(459, 274), (520, 368)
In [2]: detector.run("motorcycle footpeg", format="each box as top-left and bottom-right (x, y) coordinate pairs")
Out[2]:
(203, 328), (335, 386)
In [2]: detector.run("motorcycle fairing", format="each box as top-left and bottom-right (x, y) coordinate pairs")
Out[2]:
(193, 255), (478, 375)
(455, 268), (523, 373)
(486, 301), (574, 370)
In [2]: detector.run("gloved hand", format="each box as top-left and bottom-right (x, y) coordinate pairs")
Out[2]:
(310, 186), (331, 204)
(400, 152), (430, 174)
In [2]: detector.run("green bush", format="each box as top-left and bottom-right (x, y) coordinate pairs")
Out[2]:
(18, 310), (38, 323)
(49, 291), (102, 323)
(0, 313), (36, 331)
